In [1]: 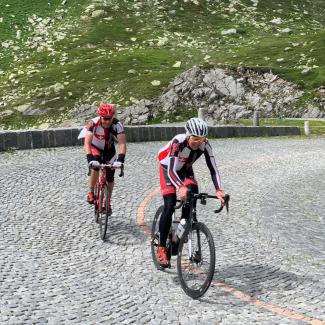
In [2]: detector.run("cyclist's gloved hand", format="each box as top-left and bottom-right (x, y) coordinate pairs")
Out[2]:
(89, 160), (100, 168)
(117, 153), (125, 163)
(112, 153), (125, 169)
(112, 161), (123, 168)
(87, 154), (100, 169)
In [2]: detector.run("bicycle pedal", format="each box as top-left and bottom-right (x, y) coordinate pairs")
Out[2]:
(160, 263), (171, 269)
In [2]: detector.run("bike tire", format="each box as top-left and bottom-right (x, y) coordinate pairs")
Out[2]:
(177, 222), (215, 299)
(94, 182), (100, 224)
(99, 184), (109, 241)
(150, 205), (164, 270)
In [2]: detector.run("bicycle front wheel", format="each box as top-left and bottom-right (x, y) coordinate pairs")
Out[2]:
(99, 184), (109, 241)
(177, 222), (215, 299)
(94, 182), (100, 224)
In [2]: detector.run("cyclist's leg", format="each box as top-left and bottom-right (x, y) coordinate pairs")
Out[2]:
(158, 165), (177, 247)
(159, 194), (176, 247)
(87, 147), (101, 203)
(88, 168), (99, 190)
(104, 150), (116, 213)
(157, 165), (182, 267)
(181, 178), (198, 219)
(106, 174), (115, 214)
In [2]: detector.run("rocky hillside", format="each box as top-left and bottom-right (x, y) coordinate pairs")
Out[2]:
(0, 0), (324, 129)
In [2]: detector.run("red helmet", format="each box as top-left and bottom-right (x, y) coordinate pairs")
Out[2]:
(97, 103), (116, 118)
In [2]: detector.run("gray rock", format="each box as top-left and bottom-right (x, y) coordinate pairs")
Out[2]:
(221, 28), (237, 35)
(15, 103), (32, 113)
(49, 82), (65, 94)
(157, 90), (179, 112)
(302, 105), (321, 118)
(91, 10), (106, 18)
(236, 109), (252, 119)
(132, 100), (152, 115)
(0, 109), (13, 117)
(22, 106), (51, 116)
(66, 66), (320, 126)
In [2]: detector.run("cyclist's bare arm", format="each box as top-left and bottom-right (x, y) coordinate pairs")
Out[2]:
(117, 133), (126, 156)
(84, 133), (93, 155)
(203, 142), (225, 204)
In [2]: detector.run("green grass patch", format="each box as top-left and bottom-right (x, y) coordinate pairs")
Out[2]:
(0, 0), (324, 129)
(236, 118), (325, 135)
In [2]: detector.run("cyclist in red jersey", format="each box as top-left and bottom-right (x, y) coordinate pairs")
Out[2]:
(156, 117), (225, 267)
(78, 103), (126, 214)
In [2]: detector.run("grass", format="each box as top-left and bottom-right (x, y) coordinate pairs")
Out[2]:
(0, 0), (62, 42)
(0, 0), (324, 129)
(234, 118), (325, 135)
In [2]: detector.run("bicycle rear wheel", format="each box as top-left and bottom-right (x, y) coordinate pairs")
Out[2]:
(99, 184), (109, 241)
(151, 205), (164, 270)
(177, 222), (215, 299)
(94, 182), (100, 224)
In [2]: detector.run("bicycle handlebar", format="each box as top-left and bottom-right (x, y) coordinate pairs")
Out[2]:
(96, 163), (124, 177)
(173, 193), (230, 213)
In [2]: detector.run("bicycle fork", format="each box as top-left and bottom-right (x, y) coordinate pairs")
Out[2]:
(186, 208), (202, 265)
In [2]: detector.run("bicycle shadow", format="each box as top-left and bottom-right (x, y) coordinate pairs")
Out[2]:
(92, 212), (148, 246)
(199, 263), (305, 304)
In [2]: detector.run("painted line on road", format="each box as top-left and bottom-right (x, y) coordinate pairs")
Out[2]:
(137, 187), (325, 325)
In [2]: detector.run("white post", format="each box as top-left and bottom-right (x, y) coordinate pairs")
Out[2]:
(198, 107), (205, 121)
(304, 121), (310, 135)
(253, 111), (260, 126)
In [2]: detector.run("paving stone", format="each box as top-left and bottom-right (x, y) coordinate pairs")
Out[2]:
(0, 139), (324, 324)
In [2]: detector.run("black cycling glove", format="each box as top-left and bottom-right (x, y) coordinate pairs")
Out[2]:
(117, 153), (125, 163)
(86, 154), (95, 164)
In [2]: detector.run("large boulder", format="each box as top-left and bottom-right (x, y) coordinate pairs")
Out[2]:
(72, 66), (323, 125)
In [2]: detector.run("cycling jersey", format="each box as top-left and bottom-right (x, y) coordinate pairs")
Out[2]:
(79, 117), (124, 181)
(78, 117), (124, 153)
(158, 134), (221, 193)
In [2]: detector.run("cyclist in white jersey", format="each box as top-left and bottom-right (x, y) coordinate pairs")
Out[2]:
(78, 103), (126, 214)
(156, 118), (225, 267)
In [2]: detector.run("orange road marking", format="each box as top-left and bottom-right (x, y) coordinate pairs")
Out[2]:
(136, 187), (160, 236)
(137, 186), (325, 325)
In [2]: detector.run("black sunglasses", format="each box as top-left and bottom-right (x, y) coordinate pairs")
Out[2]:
(102, 116), (113, 121)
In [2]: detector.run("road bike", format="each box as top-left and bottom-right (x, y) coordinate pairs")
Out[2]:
(93, 163), (124, 241)
(151, 192), (229, 299)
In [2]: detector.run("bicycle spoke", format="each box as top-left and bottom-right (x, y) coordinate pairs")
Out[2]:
(99, 185), (109, 241)
(182, 235), (211, 283)
(94, 183), (100, 223)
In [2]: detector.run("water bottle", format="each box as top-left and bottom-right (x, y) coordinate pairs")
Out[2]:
(176, 218), (186, 239)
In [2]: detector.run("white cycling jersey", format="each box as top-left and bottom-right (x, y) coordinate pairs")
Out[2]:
(78, 117), (124, 151)
(158, 134), (221, 190)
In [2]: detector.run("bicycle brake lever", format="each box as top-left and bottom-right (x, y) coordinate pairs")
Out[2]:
(119, 165), (124, 177)
(224, 194), (230, 213)
(214, 194), (230, 214)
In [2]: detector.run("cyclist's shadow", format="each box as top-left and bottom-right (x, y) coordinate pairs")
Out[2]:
(199, 263), (308, 304)
(96, 212), (148, 246)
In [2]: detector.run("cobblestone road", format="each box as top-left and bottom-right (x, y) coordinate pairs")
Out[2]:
(0, 137), (324, 324)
